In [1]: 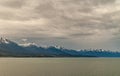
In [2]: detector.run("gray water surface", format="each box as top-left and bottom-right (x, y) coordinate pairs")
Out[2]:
(0, 58), (119, 76)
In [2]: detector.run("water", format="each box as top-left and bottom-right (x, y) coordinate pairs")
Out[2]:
(0, 58), (119, 76)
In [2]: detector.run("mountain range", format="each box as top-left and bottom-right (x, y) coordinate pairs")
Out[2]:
(0, 37), (120, 57)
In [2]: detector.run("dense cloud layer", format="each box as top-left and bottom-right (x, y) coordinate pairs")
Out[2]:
(0, 0), (120, 51)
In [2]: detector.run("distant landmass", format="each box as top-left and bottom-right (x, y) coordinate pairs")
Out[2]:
(0, 37), (120, 57)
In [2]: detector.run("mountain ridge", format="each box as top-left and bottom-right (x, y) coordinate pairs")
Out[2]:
(0, 37), (120, 57)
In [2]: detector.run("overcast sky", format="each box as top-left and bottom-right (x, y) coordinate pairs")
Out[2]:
(0, 0), (120, 51)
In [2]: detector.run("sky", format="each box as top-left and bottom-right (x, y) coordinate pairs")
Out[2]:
(0, 0), (120, 51)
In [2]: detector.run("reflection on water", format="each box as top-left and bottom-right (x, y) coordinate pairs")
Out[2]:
(0, 58), (119, 76)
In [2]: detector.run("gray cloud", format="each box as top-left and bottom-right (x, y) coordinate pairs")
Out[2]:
(0, 0), (120, 50)
(0, 0), (26, 8)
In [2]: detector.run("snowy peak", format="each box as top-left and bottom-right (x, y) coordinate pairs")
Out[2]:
(19, 42), (38, 47)
(0, 37), (10, 44)
(47, 45), (64, 50)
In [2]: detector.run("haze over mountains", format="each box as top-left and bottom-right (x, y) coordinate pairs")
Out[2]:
(0, 37), (120, 57)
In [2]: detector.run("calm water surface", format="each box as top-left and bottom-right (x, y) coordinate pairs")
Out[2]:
(0, 58), (119, 76)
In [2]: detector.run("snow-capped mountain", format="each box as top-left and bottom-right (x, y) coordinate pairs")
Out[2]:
(0, 37), (12, 44)
(0, 38), (71, 57)
(0, 37), (120, 57)
(0, 37), (31, 56)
